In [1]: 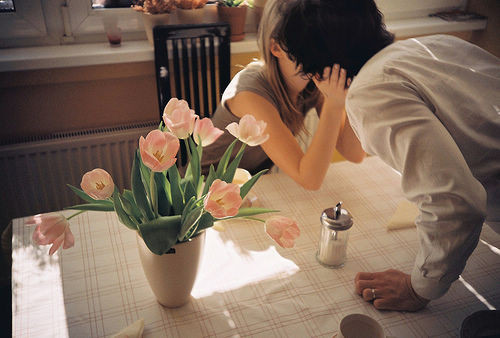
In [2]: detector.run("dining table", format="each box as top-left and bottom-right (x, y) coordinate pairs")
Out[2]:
(11, 156), (500, 337)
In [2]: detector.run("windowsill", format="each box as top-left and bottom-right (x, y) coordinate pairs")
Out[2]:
(0, 17), (487, 73)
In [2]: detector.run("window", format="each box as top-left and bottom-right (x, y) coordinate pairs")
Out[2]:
(0, 0), (47, 41)
(92, 0), (133, 9)
(376, 0), (466, 20)
(0, 0), (15, 12)
(0, 0), (468, 49)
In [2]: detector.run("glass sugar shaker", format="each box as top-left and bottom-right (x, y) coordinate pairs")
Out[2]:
(316, 202), (353, 268)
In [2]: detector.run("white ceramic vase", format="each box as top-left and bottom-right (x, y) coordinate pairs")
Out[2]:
(136, 231), (205, 308)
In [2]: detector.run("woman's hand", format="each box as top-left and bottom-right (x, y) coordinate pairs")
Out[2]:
(312, 64), (351, 112)
(354, 269), (430, 312)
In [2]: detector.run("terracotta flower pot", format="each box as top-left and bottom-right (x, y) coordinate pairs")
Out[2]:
(176, 7), (206, 24)
(141, 12), (172, 45)
(136, 231), (206, 308)
(217, 5), (247, 42)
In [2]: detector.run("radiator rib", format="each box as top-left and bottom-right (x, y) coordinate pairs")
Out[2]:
(0, 121), (159, 229)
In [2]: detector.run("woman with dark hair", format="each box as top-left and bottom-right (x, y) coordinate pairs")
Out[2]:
(201, 0), (365, 190)
(280, 0), (500, 312)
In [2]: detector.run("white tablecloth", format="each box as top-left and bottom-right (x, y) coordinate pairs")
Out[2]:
(12, 157), (500, 337)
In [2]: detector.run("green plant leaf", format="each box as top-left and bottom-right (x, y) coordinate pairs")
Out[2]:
(222, 142), (246, 183)
(121, 190), (143, 222)
(138, 215), (182, 255)
(65, 203), (115, 212)
(112, 190), (138, 230)
(132, 150), (155, 221)
(181, 196), (196, 225)
(188, 137), (201, 190)
(203, 164), (217, 196)
(178, 206), (204, 241)
(215, 138), (238, 178)
(154, 172), (172, 216)
(139, 155), (152, 202)
(184, 180), (198, 204)
(239, 169), (268, 198)
(229, 207), (278, 218)
(167, 164), (184, 215)
(67, 184), (96, 203)
(193, 212), (214, 234)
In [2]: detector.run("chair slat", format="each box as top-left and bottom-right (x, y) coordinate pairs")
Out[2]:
(208, 35), (217, 115)
(190, 37), (200, 116)
(172, 39), (182, 100)
(200, 37), (209, 118)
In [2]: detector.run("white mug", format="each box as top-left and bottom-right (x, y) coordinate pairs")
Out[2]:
(337, 313), (385, 338)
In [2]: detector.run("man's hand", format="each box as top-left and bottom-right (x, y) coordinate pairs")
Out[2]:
(312, 64), (351, 113)
(354, 269), (430, 311)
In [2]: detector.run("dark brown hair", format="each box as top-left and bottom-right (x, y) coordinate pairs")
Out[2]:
(276, 0), (395, 80)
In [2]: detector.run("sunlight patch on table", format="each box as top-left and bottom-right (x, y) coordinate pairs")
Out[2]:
(12, 238), (70, 337)
(192, 229), (299, 298)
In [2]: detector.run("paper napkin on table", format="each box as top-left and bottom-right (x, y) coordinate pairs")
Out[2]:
(386, 200), (419, 230)
(112, 318), (144, 338)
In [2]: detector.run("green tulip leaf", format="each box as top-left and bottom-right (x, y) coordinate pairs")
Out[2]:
(188, 137), (201, 189)
(181, 196), (196, 225)
(239, 169), (268, 199)
(178, 206), (204, 241)
(230, 207), (278, 218)
(184, 180), (197, 204)
(167, 164), (184, 215)
(112, 190), (138, 230)
(122, 189), (143, 220)
(193, 213), (214, 234)
(222, 142), (246, 183)
(65, 203), (115, 212)
(139, 156), (152, 202)
(154, 172), (172, 216)
(132, 150), (155, 221)
(202, 164), (217, 196)
(67, 184), (113, 206)
(216, 138), (238, 178)
(138, 215), (182, 255)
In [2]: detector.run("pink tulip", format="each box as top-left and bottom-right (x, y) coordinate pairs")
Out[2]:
(163, 98), (198, 139)
(204, 179), (243, 218)
(80, 168), (114, 200)
(265, 216), (300, 248)
(163, 98), (190, 117)
(226, 114), (270, 146)
(26, 213), (75, 255)
(139, 129), (180, 172)
(193, 118), (224, 147)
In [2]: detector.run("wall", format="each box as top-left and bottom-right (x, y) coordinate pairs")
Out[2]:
(466, 0), (500, 57)
(0, 62), (158, 143)
(0, 0), (498, 142)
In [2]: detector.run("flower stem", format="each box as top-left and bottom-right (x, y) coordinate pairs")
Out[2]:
(150, 173), (158, 217)
(66, 210), (86, 220)
(242, 216), (265, 223)
(236, 142), (246, 158)
(184, 138), (192, 162)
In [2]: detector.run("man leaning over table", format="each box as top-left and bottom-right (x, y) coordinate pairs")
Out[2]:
(277, 0), (500, 311)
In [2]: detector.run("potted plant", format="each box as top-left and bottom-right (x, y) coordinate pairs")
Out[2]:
(174, 0), (210, 24)
(26, 98), (301, 308)
(132, 0), (177, 44)
(216, 0), (251, 42)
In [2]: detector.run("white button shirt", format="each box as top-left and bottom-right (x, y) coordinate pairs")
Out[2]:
(346, 35), (500, 300)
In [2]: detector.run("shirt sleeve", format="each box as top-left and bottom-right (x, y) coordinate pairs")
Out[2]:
(346, 80), (487, 300)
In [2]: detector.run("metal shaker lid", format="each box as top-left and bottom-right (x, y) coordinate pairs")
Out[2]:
(321, 202), (353, 230)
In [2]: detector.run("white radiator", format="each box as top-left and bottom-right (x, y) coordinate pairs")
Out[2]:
(0, 121), (159, 228)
